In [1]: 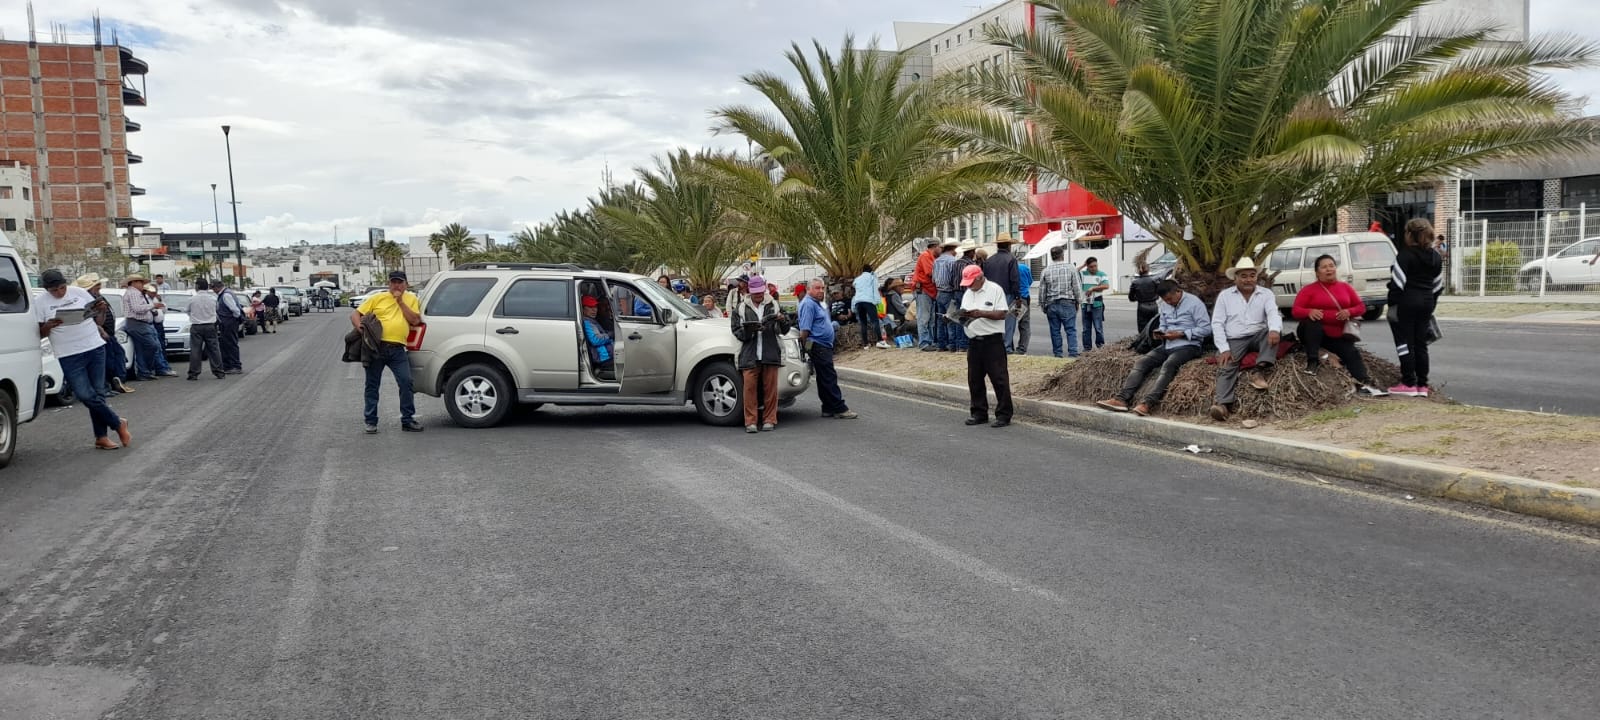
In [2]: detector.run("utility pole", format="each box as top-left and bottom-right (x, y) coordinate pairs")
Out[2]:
(222, 126), (242, 287)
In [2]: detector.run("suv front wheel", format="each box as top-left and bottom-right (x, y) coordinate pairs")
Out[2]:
(445, 363), (512, 428)
(693, 360), (743, 427)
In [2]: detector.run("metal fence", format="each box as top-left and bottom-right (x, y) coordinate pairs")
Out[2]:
(1446, 207), (1600, 297)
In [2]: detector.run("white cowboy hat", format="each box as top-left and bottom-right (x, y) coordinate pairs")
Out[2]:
(940, 238), (961, 249)
(1225, 257), (1260, 280)
(958, 241), (979, 253)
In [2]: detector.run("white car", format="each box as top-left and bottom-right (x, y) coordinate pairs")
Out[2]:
(348, 286), (386, 308)
(0, 233), (42, 467)
(1519, 237), (1600, 290)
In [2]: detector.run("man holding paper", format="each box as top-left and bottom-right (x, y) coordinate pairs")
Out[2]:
(34, 269), (131, 451)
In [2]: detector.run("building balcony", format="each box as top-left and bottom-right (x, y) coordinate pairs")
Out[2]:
(118, 46), (149, 75)
(121, 82), (146, 107)
(126, 151), (143, 164)
(129, 185), (147, 196)
(125, 118), (141, 133)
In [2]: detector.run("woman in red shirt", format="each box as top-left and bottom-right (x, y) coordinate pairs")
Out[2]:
(1292, 254), (1388, 397)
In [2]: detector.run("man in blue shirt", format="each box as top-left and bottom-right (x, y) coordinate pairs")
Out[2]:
(1012, 258), (1033, 354)
(852, 264), (883, 348)
(1096, 280), (1212, 416)
(797, 278), (858, 419)
(931, 239), (961, 351)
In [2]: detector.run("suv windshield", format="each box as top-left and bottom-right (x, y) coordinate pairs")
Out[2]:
(275, 287), (299, 296)
(637, 279), (707, 318)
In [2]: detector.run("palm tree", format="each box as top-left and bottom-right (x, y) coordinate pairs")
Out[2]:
(427, 232), (445, 264)
(709, 36), (1024, 280)
(947, 0), (1600, 298)
(373, 239), (405, 271)
(433, 222), (478, 267)
(597, 149), (759, 294)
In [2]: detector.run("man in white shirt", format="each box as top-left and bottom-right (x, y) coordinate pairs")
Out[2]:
(34, 269), (131, 450)
(184, 278), (227, 380)
(1210, 258), (1281, 421)
(958, 265), (1013, 428)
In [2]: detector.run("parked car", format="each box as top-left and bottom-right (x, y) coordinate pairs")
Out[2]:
(156, 291), (195, 355)
(1260, 232), (1396, 321)
(408, 263), (812, 428)
(1518, 237), (1600, 291)
(272, 285), (304, 317)
(348, 286), (386, 308)
(0, 231), (42, 466)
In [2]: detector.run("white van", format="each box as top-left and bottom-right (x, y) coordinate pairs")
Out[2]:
(0, 231), (44, 468)
(1260, 232), (1397, 321)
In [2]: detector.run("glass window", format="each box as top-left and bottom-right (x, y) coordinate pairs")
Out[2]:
(1305, 245), (1341, 268)
(0, 187), (11, 199)
(497, 279), (572, 320)
(1558, 240), (1598, 258)
(610, 282), (656, 322)
(425, 277), (497, 317)
(1350, 241), (1396, 270)
(0, 255), (26, 313)
(1, 219), (13, 232)
(1268, 247), (1302, 271)
(19, 187), (25, 200)
(1562, 175), (1600, 209)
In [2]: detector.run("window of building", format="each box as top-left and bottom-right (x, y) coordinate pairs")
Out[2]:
(1, 219), (14, 232)
(20, 188), (28, 201)
(497, 279), (573, 320)
(1561, 175), (1600, 209)
(956, 34), (961, 45)
(1460, 179), (1538, 216)
(0, 187), (11, 199)
(424, 278), (496, 317)
(23, 220), (32, 231)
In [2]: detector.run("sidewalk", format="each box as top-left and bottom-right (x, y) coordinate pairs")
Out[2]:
(1431, 296), (1600, 323)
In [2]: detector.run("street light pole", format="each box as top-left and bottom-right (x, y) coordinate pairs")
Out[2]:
(221, 126), (242, 287)
(210, 183), (220, 234)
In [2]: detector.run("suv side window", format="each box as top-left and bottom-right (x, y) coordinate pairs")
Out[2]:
(609, 282), (656, 323)
(0, 256), (26, 314)
(426, 278), (497, 317)
(498, 279), (573, 320)
(1268, 248), (1302, 271)
(1350, 241), (1395, 270)
(1305, 245), (1341, 269)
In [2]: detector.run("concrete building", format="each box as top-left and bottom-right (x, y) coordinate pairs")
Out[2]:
(0, 160), (37, 262)
(0, 26), (150, 260)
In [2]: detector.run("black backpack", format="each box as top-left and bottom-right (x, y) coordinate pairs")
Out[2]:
(1130, 314), (1162, 354)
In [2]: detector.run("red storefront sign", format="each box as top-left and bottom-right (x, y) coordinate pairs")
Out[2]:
(1022, 184), (1124, 244)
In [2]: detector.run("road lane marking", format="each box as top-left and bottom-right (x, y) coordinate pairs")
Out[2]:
(842, 383), (1600, 547)
(270, 448), (341, 664)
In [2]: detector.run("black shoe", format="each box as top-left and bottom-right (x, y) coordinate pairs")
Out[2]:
(225, 369), (243, 375)
(964, 416), (989, 426)
(401, 421), (425, 433)
(991, 419), (1011, 428)
(920, 345), (939, 352)
(186, 375), (198, 381)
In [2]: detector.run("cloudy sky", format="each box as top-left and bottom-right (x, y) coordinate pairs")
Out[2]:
(8, 0), (1600, 249)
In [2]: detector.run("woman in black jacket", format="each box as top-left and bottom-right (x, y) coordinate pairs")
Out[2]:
(1387, 218), (1444, 397)
(1127, 260), (1161, 334)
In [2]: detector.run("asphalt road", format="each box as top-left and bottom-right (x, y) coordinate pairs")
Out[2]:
(1016, 300), (1600, 415)
(2, 312), (1598, 719)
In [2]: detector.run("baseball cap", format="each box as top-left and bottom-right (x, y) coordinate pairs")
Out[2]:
(959, 265), (984, 287)
(747, 275), (767, 294)
(388, 270), (407, 281)
(581, 295), (598, 308)
(41, 269), (67, 288)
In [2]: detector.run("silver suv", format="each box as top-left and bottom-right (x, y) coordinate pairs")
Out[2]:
(408, 263), (812, 428)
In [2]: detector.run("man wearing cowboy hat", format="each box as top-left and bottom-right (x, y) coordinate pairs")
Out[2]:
(981, 233), (1023, 352)
(1209, 256), (1281, 421)
(121, 273), (173, 380)
(75, 273), (133, 394)
(931, 238), (962, 351)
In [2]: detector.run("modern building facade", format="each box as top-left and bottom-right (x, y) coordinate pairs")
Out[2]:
(0, 160), (37, 261)
(0, 29), (149, 261)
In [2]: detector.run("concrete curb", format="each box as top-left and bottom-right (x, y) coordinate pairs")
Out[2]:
(838, 367), (1600, 528)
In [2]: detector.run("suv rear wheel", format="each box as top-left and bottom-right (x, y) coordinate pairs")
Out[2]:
(0, 391), (16, 469)
(693, 360), (743, 427)
(445, 363), (512, 428)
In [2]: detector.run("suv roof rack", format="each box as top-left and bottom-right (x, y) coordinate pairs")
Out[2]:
(453, 262), (587, 272)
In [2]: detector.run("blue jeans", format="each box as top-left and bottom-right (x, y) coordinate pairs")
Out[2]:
(364, 344), (416, 425)
(103, 335), (128, 382)
(125, 319), (161, 378)
(914, 293), (935, 347)
(1081, 303), (1105, 350)
(59, 345), (121, 439)
(1045, 300), (1080, 358)
(854, 302), (880, 346)
(809, 343), (848, 414)
(152, 321), (172, 373)
(936, 290), (966, 350)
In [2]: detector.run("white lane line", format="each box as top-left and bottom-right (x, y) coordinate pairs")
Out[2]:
(270, 447), (341, 663)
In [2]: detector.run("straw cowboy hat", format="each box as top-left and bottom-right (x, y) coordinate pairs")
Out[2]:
(958, 241), (979, 253)
(73, 272), (103, 289)
(124, 273), (148, 284)
(994, 232), (1016, 245)
(940, 238), (961, 249)
(1225, 257), (1260, 280)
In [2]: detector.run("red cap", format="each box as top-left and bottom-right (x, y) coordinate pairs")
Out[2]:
(959, 265), (984, 287)
(581, 296), (598, 308)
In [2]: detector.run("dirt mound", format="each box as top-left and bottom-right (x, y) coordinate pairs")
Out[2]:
(1035, 340), (1409, 421)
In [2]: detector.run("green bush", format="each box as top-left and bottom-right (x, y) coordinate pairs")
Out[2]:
(1460, 241), (1523, 294)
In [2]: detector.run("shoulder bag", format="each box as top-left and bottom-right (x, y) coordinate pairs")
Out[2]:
(1319, 284), (1361, 342)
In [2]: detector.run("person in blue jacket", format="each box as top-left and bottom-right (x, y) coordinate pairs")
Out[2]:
(581, 295), (615, 380)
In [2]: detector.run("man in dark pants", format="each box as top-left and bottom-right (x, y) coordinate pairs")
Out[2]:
(958, 265), (1013, 428)
(184, 279), (227, 380)
(796, 278), (858, 419)
(1097, 281), (1211, 416)
(353, 270), (424, 433)
(215, 282), (245, 373)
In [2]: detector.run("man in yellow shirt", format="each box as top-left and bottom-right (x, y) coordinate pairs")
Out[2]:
(352, 270), (424, 433)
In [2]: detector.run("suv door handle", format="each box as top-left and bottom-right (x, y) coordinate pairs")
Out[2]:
(627, 333), (642, 340)
(496, 327), (519, 335)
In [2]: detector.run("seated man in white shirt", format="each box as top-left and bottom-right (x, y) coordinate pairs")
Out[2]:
(1209, 258), (1281, 421)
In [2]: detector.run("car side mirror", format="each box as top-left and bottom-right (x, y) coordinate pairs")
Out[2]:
(660, 308), (676, 324)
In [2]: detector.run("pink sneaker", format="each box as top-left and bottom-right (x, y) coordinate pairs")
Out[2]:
(1388, 384), (1420, 397)
(1415, 386), (1430, 398)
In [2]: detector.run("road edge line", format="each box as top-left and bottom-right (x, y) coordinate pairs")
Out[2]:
(837, 366), (1600, 528)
